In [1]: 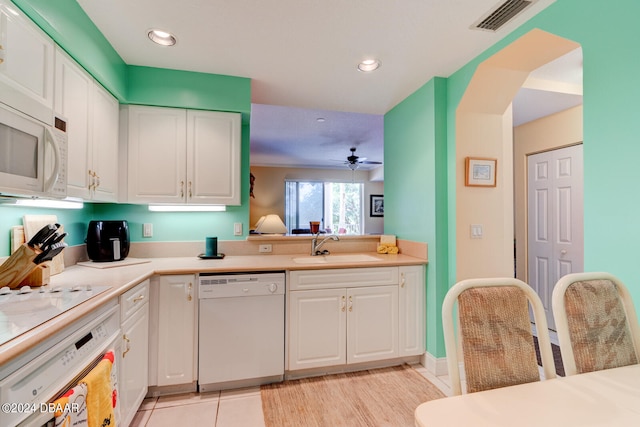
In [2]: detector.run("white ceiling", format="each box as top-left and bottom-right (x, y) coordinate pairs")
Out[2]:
(77, 0), (580, 170)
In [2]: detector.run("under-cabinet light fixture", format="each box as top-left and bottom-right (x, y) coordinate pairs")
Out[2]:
(148, 204), (226, 212)
(12, 197), (84, 209)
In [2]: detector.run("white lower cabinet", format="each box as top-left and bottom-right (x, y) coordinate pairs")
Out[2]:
(347, 285), (398, 364)
(289, 288), (347, 369)
(399, 265), (426, 356)
(288, 267), (416, 371)
(152, 275), (197, 387)
(118, 280), (149, 427)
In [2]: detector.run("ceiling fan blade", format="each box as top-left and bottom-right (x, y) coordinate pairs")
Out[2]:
(360, 160), (383, 165)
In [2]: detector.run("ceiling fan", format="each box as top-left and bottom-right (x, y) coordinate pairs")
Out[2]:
(344, 147), (382, 170)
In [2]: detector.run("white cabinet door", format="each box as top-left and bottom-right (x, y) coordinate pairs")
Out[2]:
(186, 110), (241, 205)
(126, 106), (187, 203)
(347, 286), (398, 364)
(119, 301), (149, 427)
(55, 48), (119, 201)
(399, 265), (426, 357)
(54, 49), (92, 199)
(288, 289), (347, 370)
(91, 84), (119, 201)
(0, 0), (54, 124)
(156, 275), (196, 387)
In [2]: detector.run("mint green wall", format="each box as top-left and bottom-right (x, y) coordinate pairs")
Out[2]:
(128, 66), (251, 119)
(0, 1), (251, 256)
(385, 0), (640, 355)
(0, 206), (92, 254)
(384, 78), (448, 357)
(446, 0), (640, 309)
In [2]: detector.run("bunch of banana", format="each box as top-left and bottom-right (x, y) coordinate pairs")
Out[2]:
(377, 243), (399, 254)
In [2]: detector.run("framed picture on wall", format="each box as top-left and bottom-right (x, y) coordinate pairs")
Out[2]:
(370, 194), (384, 217)
(465, 157), (497, 187)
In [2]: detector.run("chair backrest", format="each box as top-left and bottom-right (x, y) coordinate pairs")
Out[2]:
(443, 278), (557, 395)
(552, 272), (640, 376)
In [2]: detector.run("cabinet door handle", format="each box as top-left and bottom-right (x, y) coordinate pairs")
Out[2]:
(180, 180), (185, 198)
(401, 272), (406, 288)
(0, 44), (4, 64)
(122, 334), (131, 358)
(348, 295), (353, 312)
(187, 282), (193, 301)
(133, 295), (145, 303)
(188, 181), (192, 198)
(341, 295), (346, 312)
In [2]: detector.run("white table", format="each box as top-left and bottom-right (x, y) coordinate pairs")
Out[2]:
(415, 365), (640, 426)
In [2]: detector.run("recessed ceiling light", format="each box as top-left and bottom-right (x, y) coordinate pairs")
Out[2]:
(147, 29), (177, 46)
(316, 117), (326, 122)
(358, 59), (381, 72)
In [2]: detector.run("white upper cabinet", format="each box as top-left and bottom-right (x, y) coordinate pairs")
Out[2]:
(123, 105), (187, 204)
(54, 48), (119, 201)
(122, 105), (241, 205)
(0, 0), (54, 124)
(90, 83), (119, 201)
(186, 109), (241, 205)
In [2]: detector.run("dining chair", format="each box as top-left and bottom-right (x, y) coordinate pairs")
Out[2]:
(552, 272), (640, 376)
(443, 277), (556, 395)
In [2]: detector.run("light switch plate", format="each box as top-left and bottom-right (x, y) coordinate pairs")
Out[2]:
(234, 222), (243, 236)
(143, 223), (153, 238)
(470, 224), (483, 239)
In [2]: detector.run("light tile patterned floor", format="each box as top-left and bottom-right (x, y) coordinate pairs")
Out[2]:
(131, 365), (452, 427)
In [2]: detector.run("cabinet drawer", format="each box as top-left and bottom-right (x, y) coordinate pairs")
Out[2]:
(120, 279), (149, 321)
(288, 267), (398, 291)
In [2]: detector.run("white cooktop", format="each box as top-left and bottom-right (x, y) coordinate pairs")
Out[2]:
(0, 285), (111, 346)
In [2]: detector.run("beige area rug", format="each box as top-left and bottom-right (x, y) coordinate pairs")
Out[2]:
(261, 364), (445, 427)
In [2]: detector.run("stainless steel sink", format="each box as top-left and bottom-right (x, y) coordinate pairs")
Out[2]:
(292, 254), (382, 264)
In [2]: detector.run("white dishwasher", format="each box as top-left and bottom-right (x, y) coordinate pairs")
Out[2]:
(198, 272), (285, 392)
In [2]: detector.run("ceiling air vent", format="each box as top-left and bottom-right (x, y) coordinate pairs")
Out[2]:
(473, 0), (537, 32)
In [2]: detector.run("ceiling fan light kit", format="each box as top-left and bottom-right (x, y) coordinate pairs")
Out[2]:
(344, 147), (382, 170)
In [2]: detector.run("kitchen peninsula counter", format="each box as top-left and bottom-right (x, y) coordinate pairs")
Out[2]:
(0, 252), (427, 365)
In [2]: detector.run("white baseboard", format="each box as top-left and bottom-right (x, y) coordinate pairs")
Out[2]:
(422, 351), (448, 377)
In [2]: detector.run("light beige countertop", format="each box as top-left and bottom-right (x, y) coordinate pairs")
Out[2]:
(0, 252), (426, 365)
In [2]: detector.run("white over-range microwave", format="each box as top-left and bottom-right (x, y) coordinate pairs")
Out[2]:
(0, 102), (68, 199)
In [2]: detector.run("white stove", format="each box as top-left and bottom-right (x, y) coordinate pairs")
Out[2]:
(0, 284), (111, 346)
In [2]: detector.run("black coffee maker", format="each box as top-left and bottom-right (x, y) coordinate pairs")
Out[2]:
(86, 220), (130, 262)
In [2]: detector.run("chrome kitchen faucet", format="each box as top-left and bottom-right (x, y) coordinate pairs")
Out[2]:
(311, 232), (339, 255)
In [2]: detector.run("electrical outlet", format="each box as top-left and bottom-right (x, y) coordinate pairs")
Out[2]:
(259, 244), (272, 253)
(143, 223), (153, 237)
(234, 222), (243, 236)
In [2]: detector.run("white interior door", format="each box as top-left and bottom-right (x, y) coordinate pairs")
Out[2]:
(527, 144), (583, 330)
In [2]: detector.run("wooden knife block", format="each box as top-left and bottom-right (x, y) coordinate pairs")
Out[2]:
(0, 244), (42, 289)
(19, 265), (50, 287)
